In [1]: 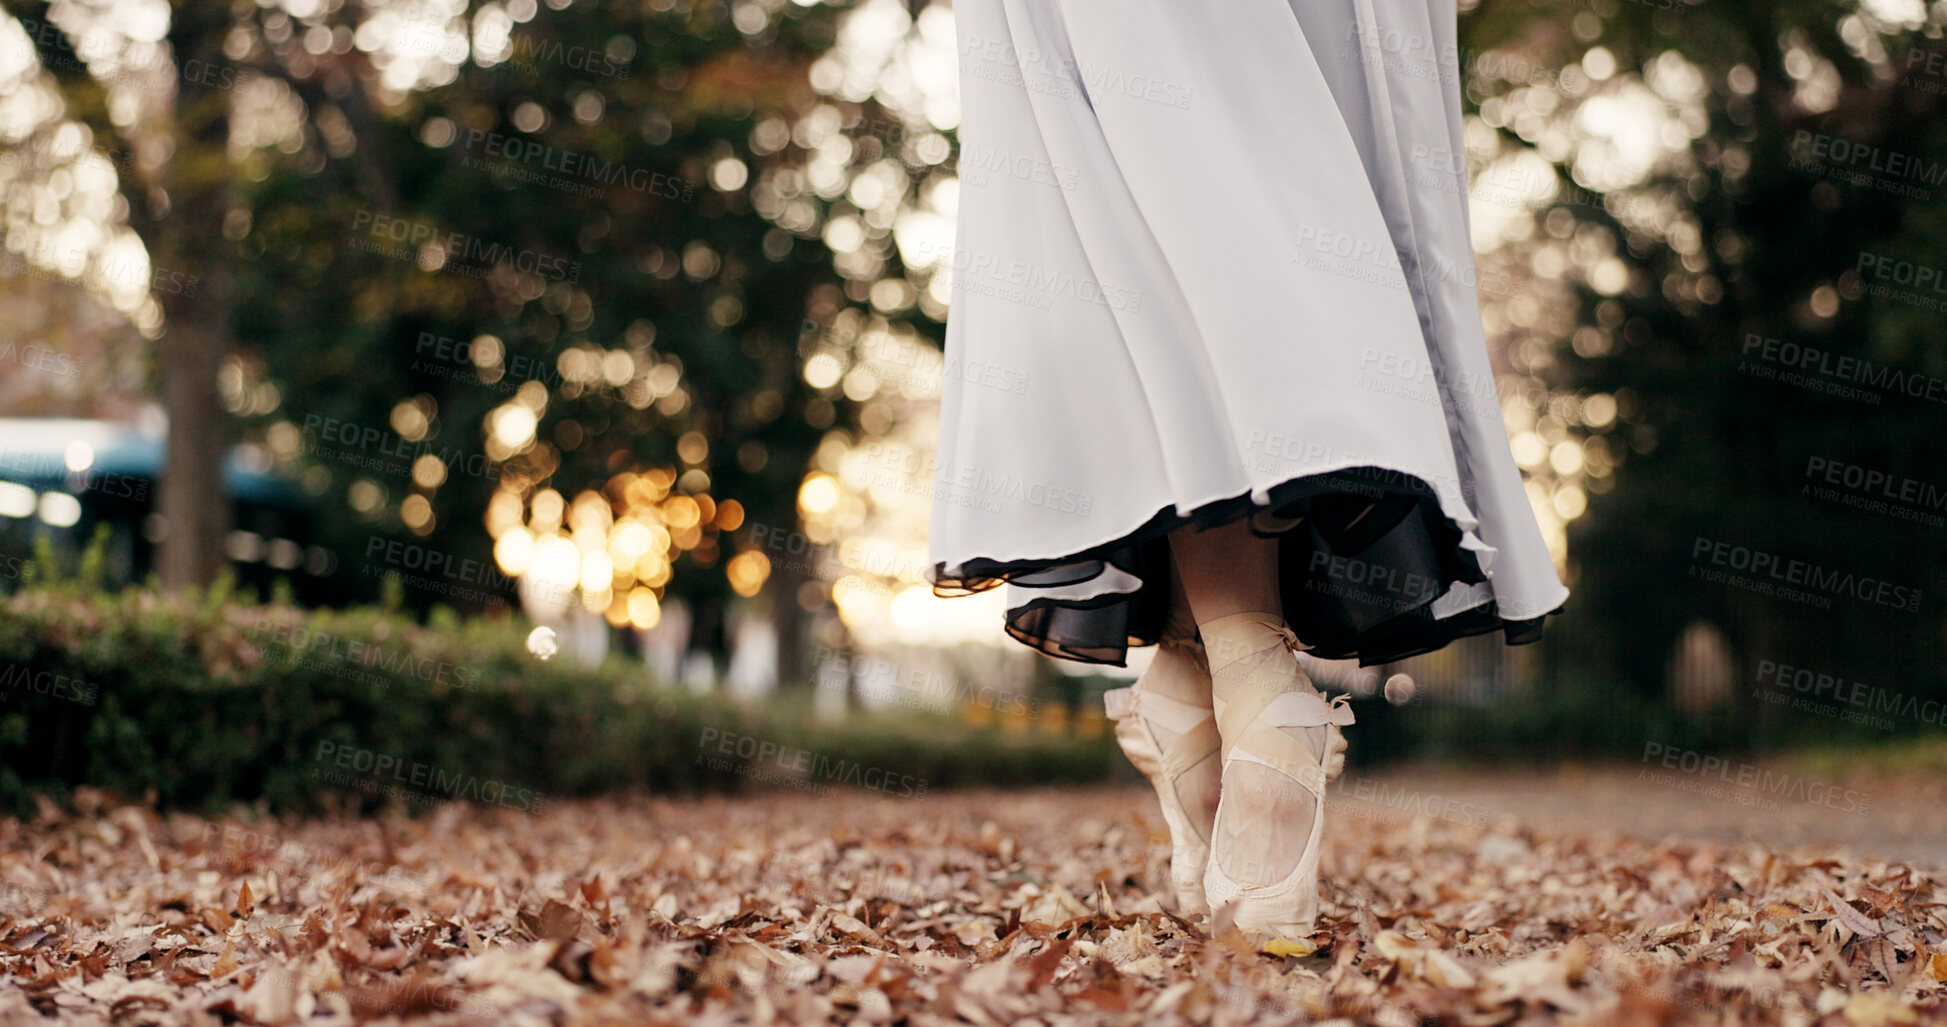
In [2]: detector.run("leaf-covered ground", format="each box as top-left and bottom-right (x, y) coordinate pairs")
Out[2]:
(4, 774), (1945, 1025)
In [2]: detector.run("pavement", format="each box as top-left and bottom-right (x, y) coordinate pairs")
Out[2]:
(1330, 762), (1947, 871)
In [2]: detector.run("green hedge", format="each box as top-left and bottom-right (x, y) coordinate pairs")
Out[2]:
(0, 579), (1120, 818)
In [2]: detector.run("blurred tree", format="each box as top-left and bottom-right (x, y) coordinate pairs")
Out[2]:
(229, 0), (869, 675)
(13, 0), (237, 587)
(1457, 0), (1947, 702)
(3, 0), (904, 677)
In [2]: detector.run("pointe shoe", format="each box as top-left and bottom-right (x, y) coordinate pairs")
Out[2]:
(1199, 612), (1356, 945)
(1103, 630), (1220, 917)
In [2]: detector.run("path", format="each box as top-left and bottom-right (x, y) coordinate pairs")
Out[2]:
(1342, 762), (1947, 871)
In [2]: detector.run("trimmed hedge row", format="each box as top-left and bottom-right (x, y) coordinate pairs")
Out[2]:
(0, 580), (1121, 818)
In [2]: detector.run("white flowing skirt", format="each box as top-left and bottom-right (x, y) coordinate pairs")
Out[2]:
(927, 0), (1571, 665)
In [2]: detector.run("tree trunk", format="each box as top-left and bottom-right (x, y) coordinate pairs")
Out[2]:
(688, 592), (728, 682)
(153, 4), (235, 589)
(769, 548), (809, 688)
(156, 311), (229, 587)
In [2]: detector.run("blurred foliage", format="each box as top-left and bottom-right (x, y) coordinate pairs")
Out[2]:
(5, 1), (939, 661)
(1358, 675), (1927, 769)
(1456, 0), (1947, 701)
(228, 2), (871, 632)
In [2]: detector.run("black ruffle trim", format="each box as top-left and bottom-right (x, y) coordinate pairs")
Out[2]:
(929, 465), (1567, 667)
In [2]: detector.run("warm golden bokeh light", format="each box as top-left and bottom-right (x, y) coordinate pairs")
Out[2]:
(471, 429), (750, 619)
(799, 473), (839, 514)
(494, 526), (535, 577)
(627, 587), (662, 629)
(411, 454), (447, 489)
(530, 489), (565, 533)
(491, 404), (538, 450)
(726, 550), (771, 598)
(401, 494), (434, 533)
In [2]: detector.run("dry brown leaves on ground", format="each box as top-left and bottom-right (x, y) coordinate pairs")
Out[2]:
(2, 784), (1945, 1025)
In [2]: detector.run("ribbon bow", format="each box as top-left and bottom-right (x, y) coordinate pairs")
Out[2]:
(1268, 620), (1311, 654)
(1318, 690), (1358, 727)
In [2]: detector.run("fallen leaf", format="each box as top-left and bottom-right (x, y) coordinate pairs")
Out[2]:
(210, 938), (237, 978)
(1821, 883), (1885, 939)
(830, 912), (884, 945)
(1844, 992), (1918, 1027)
(520, 899), (584, 944)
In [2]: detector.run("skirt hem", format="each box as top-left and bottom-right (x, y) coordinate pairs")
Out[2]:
(929, 466), (1568, 667)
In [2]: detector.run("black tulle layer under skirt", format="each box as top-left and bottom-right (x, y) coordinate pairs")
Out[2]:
(929, 466), (1565, 667)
